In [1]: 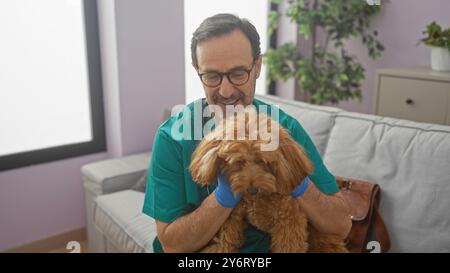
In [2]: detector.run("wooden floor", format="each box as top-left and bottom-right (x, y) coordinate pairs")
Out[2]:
(48, 240), (89, 253)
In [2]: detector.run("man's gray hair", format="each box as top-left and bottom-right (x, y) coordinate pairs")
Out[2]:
(191, 13), (261, 68)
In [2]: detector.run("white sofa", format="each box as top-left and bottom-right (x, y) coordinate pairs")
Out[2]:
(81, 94), (450, 253)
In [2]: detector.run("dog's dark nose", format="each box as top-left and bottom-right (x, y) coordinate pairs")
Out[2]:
(247, 186), (258, 194)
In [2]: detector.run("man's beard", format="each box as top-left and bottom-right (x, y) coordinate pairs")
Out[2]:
(213, 91), (245, 106)
(211, 82), (255, 107)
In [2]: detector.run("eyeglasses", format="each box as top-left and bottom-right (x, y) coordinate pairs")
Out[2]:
(197, 62), (256, 88)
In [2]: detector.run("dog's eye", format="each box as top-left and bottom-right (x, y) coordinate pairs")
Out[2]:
(257, 157), (272, 165)
(227, 157), (244, 165)
(255, 159), (264, 164)
(266, 161), (277, 173)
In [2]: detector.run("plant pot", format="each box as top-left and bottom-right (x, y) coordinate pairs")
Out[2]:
(430, 46), (450, 71)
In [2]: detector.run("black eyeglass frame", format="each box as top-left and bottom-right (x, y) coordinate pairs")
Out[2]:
(197, 61), (257, 88)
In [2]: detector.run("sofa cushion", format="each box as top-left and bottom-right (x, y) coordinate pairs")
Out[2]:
(94, 190), (157, 252)
(323, 112), (450, 252)
(256, 94), (342, 156)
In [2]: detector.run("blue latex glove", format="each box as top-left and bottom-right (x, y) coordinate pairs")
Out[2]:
(214, 173), (241, 208)
(291, 176), (311, 198)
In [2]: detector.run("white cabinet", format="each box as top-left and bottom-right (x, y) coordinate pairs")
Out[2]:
(374, 68), (450, 125)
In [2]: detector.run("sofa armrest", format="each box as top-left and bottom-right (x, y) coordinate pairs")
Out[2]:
(81, 152), (151, 196)
(81, 152), (151, 252)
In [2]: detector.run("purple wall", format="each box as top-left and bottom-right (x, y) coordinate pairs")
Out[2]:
(115, 0), (185, 156)
(0, 153), (108, 250)
(275, 0), (450, 114)
(0, 0), (184, 251)
(338, 0), (450, 113)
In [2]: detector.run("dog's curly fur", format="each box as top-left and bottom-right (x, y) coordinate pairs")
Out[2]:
(189, 109), (347, 253)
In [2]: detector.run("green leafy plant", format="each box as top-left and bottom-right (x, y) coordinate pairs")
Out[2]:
(265, 0), (384, 105)
(419, 21), (450, 51)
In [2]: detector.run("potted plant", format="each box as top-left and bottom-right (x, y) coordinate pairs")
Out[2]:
(419, 21), (450, 71)
(265, 0), (384, 105)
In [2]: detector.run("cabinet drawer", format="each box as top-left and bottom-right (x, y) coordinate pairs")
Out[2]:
(376, 76), (450, 124)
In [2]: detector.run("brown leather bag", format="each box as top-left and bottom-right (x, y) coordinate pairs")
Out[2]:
(336, 177), (391, 253)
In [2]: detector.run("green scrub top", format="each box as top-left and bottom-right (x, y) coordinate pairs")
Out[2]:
(142, 98), (339, 253)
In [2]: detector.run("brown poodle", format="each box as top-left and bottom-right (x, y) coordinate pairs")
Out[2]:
(189, 109), (347, 253)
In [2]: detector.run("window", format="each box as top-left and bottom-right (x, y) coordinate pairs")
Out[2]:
(184, 0), (271, 104)
(0, 0), (106, 171)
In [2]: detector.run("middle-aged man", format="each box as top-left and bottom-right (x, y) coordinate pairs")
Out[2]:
(143, 13), (352, 253)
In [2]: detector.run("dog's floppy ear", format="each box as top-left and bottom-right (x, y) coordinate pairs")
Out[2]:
(275, 128), (314, 194)
(189, 139), (222, 186)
